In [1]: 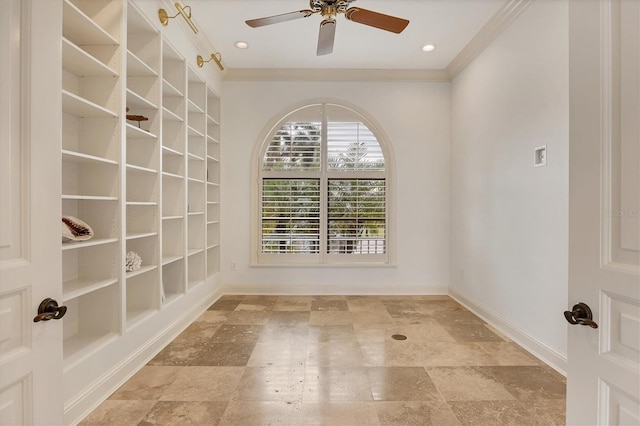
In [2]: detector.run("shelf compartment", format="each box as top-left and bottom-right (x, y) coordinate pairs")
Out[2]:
(187, 125), (204, 138)
(162, 255), (183, 266)
(126, 123), (157, 140)
(162, 121), (185, 154)
(162, 78), (183, 98)
(162, 259), (185, 303)
(63, 0), (119, 47)
(127, 50), (157, 77)
(126, 235), (158, 271)
(207, 87), (221, 123)
(162, 41), (185, 96)
(127, 138), (159, 171)
(62, 242), (119, 301)
(63, 154), (119, 198)
(62, 149), (118, 167)
(63, 115), (120, 161)
(162, 219), (185, 259)
(63, 37), (118, 77)
(62, 90), (118, 118)
(162, 107), (183, 123)
(126, 168), (159, 203)
(162, 150), (185, 177)
(187, 99), (204, 114)
(126, 264), (157, 279)
(126, 88), (157, 110)
(126, 271), (160, 330)
(207, 245), (220, 277)
(126, 204), (158, 235)
(62, 195), (119, 245)
(63, 283), (120, 369)
(187, 214), (205, 251)
(62, 237), (119, 251)
(207, 221), (220, 248)
(187, 250), (205, 290)
(63, 277), (119, 303)
(207, 202), (220, 223)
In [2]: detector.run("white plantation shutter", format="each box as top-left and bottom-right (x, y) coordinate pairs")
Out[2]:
(261, 179), (320, 254)
(327, 122), (385, 171)
(327, 179), (386, 254)
(258, 103), (389, 264)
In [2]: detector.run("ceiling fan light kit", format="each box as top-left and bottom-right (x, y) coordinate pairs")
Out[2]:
(245, 0), (409, 56)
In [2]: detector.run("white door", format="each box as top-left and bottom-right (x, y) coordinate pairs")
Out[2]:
(567, 0), (640, 424)
(0, 0), (63, 424)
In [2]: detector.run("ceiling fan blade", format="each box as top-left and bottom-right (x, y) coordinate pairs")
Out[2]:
(344, 7), (409, 34)
(317, 19), (336, 56)
(246, 9), (315, 28)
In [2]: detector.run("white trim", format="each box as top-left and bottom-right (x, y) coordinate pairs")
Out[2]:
(222, 1), (531, 83)
(224, 283), (448, 296)
(446, 0), (532, 80)
(224, 68), (449, 82)
(63, 287), (223, 425)
(449, 288), (568, 376)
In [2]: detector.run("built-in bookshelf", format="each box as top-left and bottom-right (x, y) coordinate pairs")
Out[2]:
(60, 0), (221, 406)
(61, 0), (122, 367)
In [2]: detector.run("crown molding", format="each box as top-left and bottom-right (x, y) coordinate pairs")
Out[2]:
(224, 68), (450, 82)
(446, 0), (532, 80)
(214, 0), (531, 84)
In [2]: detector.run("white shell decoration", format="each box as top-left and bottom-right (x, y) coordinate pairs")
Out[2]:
(61, 216), (94, 242)
(125, 251), (142, 272)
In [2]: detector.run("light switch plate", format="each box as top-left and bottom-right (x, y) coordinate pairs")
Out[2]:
(534, 145), (547, 167)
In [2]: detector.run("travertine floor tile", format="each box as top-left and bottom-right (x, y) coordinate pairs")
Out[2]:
(219, 401), (305, 426)
(448, 400), (534, 425)
(159, 367), (244, 401)
(247, 342), (308, 367)
(426, 367), (515, 401)
(375, 401), (461, 426)
(300, 402), (381, 425)
(307, 341), (364, 367)
(109, 366), (180, 400)
(79, 400), (156, 425)
(367, 367), (442, 402)
(303, 367), (373, 402)
(139, 401), (228, 425)
(82, 296), (566, 425)
(232, 366), (305, 402)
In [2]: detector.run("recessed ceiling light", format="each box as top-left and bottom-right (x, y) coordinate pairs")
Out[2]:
(235, 41), (249, 49)
(422, 44), (436, 52)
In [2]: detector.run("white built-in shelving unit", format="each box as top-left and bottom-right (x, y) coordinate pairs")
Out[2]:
(60, 0), (222, 413)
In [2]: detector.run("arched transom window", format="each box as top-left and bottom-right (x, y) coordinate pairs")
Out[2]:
(257, 103), (391, 264)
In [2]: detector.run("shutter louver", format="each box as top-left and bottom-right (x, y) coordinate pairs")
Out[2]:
(261, 179), (320, 254)
(328, 179), (386, 254)
(263, 122), (321, 171)
(327, 122), (385, 171)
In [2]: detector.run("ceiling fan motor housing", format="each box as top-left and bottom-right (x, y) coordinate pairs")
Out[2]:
(310, 0), (357, 14)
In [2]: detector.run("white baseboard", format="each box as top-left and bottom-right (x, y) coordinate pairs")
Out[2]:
(65, 286), (223, 425)
(223, 283), (449, 296)
(449, 288), (567, 376)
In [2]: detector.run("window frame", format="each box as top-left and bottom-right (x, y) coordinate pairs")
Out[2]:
(251, 101), (395, 266)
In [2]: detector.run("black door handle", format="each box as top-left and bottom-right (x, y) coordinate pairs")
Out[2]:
(564, 302), (598, 329)
(33, 298), (67, 322)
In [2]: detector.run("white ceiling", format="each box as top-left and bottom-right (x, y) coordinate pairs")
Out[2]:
(190, 0), (506, 70)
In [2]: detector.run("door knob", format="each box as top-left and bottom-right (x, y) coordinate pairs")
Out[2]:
(564, 302), (598, 329)
(33, 298), (67, 322)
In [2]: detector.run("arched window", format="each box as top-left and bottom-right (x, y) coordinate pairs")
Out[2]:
(255, 102), (392, 264)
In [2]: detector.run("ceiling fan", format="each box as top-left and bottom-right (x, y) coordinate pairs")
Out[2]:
(245, 0), (410, 56)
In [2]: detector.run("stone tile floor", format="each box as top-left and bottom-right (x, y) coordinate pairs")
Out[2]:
(81, 295), (566, 425)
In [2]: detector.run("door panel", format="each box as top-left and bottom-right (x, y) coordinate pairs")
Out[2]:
(0, 0), (63, 424)
(567, 0), (640, 424)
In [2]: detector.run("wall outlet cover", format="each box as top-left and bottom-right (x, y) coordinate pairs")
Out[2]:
(534, 145), (547, 167)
